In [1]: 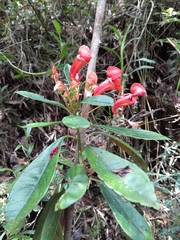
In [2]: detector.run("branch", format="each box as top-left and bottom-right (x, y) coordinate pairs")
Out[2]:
(82, 0), (107, 117)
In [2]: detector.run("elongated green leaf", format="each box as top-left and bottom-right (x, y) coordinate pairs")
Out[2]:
(62, 116), (90, 129)
(176, 78), (180, 92)
(33, 192), (63, 240)
(20, 121), (62, 129)
(92, 124), (169, 140)
(108, 25), (122, 43)
(59, 157), (74, 167)
(84, 146), (159, 209)
(49, 32), (61, 45)
(8, 235), (32, 240)
(60, 42), (67, 60)
(133, 58), (155, 64)
(100, 184), (154, 240)
(92, 131), (148, 171)
(130, 65), (154, 74)
(110, 136), (148, 171)
(55, 164), (88, 210)
(167, 38), (180, 54)
(16, 91), (69, 112)
(81, 95), (114, 106)
(5, 137), (64, 234)
(102, 46), (120, 60)
(53, 20), (61, 36)
(63, 64), (71, 85)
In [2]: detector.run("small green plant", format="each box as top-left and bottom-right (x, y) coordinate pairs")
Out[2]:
(14, 123), (34, 162)
(3, 45), (169, 240)
(49, 20), (68, 63)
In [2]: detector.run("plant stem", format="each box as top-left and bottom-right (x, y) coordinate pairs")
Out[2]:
(76, 128), (83, 164)
(64, 204), (75, 240)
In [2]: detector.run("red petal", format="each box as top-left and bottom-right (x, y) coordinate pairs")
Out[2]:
(106, 66), (122, 81)
(94, 79), (116, 96)
(112, 94), (137, 114)
(113, 78), (122, 91)
(69, 57), (85, 82)
(130, 83), (146, 96)
(78, 45), (92, 62)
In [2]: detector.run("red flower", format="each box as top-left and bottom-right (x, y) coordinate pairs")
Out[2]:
(106, 66), (122, 81)
(112, 94), (137, 114)
(69, 45), (92, 82)
(93, 66), (122, 95)
(106, 66), (122, 91)
(94, 79), (117, 96)
(130, 83), (146, 96)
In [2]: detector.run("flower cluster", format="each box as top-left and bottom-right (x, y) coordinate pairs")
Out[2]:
(52, 45), (146, 114)
(92, 66), (122, 95)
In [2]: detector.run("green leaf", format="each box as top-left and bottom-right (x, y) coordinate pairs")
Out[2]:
(84, 146), (159, 209)
(5, 137), (64, 234)
(63, 64), (71, 85)
(60, 42), (67, 60)
(81, 95), (114, 106)
(49, 32), (61, 45)
(100, 184), (154, 240)
(0, 52), (14, 61)
(33, 192), (63, 240)
(62, 116), (90, 129)
(108, 25), (122, 43)
(92, 124), (169, 140)
(58, 157), (74, 167)
(53, 20), (61, 36)
(133, 58), (156, 64)
(16, 91), (69, 112)
(93, 131), (148, 171)
(130, 65), (154, 74)
(102, 45), (121, 61)
(55, 164), (88, 210)
(8, 235), (32, 240)
(20, 121), (62, 129)
(167, 37), (180, 54)
(176, 78), (180, 93)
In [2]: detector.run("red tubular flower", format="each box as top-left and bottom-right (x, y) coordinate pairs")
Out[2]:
(106, 66), (122, 91)
(106, 66), (122, 81)
(130, 83), (146, 96)
(94, 79), (116, 96)
(69, 45), (92, 82)
(112, 94), (137, 114)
